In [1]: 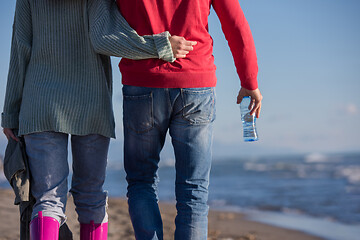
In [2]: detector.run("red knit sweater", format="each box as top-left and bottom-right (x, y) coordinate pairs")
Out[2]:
(116, 0), (258, 90)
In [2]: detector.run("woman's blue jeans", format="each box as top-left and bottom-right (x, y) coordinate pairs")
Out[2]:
(122, 85), (215, 240)
(24, 132), (110, 225)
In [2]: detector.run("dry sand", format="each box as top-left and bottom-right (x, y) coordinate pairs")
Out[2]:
(0, 188), (324, 240)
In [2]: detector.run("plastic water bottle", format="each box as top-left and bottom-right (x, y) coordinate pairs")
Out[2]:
(240, 96), (258, 142)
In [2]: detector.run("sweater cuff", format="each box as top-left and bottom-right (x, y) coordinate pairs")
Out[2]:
(1, 112), (19, 129)
(153, 31), (176, 63)
(241, 80), (258, 91)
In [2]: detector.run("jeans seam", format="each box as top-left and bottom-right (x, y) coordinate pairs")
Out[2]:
(166, 88), (172, 113)
(210, 88), (215, 123)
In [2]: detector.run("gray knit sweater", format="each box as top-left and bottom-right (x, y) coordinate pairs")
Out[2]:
(1, 0), (175, 138)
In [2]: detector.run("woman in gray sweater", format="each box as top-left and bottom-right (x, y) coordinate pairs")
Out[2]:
(1, 0), (196, 239)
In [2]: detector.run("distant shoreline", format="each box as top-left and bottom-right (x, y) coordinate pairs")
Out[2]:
(0, 187), (324, 240)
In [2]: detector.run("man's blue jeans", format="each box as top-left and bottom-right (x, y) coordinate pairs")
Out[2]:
(24, 132), (110, 225)
(122, 85), (215, 240)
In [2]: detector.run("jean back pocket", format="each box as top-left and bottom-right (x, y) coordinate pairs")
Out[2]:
(123, 92), (154, 133)
(181, 88), (215, 125)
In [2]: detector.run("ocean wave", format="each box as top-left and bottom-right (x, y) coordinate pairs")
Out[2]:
(159, 158), (175, 167)
(243, 162), (268, 171)
(304, 152), (328, 163)
(243, 155), (360, 184)
(335, 166), (360, 184)
(243, 161), (329, 179)
(107, 161), (124, 170)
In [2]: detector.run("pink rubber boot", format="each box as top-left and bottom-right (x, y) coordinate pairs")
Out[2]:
(80, 221), (108, 240)
(30, 211), (60, 240)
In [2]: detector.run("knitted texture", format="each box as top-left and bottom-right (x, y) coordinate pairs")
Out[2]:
(117, 0), (258, 89)
(1, 0), (174, 138)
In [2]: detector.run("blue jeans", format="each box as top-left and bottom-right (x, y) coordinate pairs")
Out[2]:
(24, 132), (110, 224)
(122, 86), (215, 240)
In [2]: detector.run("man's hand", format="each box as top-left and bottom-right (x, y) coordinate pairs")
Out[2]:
(169, 36), (197, 58)
(237, 87), (263, 118)
(3, 128), (19, 142)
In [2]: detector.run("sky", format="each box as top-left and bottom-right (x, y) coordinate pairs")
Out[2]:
(0, 0), (359, 161)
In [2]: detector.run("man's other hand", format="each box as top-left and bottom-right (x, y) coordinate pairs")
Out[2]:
(237, 87), (263, 118)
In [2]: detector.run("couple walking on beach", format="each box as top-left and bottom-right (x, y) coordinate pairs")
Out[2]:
(1, 0), (262, 239)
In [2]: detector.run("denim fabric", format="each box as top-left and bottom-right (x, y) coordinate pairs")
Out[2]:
(24, 132), (110, 225)
(122, 86), (215, 240)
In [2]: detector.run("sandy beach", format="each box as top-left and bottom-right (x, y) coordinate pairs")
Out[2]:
(0, 188), (325, 240)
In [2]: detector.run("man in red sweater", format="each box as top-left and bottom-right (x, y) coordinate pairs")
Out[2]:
(117, 0), (262, 239)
